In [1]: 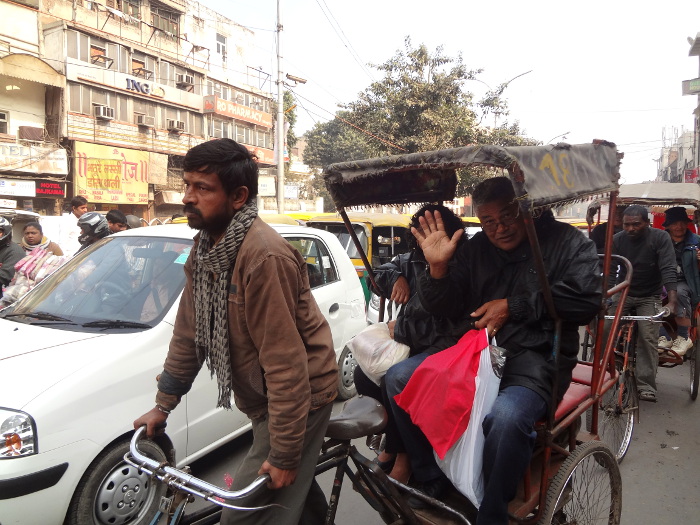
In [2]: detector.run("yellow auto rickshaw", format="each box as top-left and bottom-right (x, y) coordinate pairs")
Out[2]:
(306, 212), (412, 301)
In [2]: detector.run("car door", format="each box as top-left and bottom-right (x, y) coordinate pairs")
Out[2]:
(284, 233), (350, 353)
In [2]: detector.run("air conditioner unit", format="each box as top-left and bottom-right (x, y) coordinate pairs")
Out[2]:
(94, 105), (115, 120)
(167, 119), (185, 132)
(175, 73), (194, 87)
(136, 114), (155, 127)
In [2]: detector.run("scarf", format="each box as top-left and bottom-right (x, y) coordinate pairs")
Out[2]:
(21, 236), (51, 254)
(193, 202), (258, 408)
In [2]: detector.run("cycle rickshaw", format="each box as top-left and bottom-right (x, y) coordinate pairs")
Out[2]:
(587, 182), (700, 400)
(128, 140), (628, 525)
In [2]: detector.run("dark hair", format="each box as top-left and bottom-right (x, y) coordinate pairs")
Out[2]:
(106, 209), (128, 225)
(183, 139), (258, 202)
(23, 221), (42, 233)
(472, 177), (516, 209)
(623, 204), (649, 222)
(71, 196), (88, 208)
(407, 204), (464, 251)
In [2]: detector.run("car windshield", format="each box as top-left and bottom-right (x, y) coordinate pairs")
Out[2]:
(1, 236), (192, 331)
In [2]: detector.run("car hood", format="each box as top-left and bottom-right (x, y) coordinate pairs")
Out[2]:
(0, 319), (115, 409)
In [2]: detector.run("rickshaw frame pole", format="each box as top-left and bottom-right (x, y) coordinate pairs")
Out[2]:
(337, 208), (388, 321)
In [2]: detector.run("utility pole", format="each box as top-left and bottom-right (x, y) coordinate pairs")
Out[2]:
(276, 0), (285, 214)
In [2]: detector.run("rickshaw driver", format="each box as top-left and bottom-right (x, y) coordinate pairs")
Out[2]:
(611, 204), (677, 402)
(407, 177), (602, 525)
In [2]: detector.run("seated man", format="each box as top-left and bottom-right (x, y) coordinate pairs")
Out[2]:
(390, 177), (601, 524)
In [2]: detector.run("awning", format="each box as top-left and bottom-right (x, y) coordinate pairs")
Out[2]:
(0, 54), (65, 89)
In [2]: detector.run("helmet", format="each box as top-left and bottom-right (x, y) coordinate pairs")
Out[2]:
(78, 212), (110, 245)
(0, 217), (12, 245)
(125, 215), (142, 229)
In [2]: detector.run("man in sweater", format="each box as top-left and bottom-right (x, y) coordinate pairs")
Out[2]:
(612, 204), (677, 402)
(134, 139), (338, 524)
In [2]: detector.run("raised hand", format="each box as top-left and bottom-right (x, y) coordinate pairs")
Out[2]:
(411, 210), (463, 278)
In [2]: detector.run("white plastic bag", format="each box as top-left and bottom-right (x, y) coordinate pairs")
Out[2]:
(348, 322), (411, 385)
(434, 342), (502, 507)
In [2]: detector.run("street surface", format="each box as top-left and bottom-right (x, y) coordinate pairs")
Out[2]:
(183, 362), (698, 524)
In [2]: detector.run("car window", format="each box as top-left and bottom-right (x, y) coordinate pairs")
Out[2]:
(285, 236), (339, 288)
(2, 236), (192, 331)
(309, 224), (367, 260)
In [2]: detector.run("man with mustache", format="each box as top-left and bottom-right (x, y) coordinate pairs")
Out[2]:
(395, 176), (601, 524)
(134, 139), (338, 524)
(611, 204), (677, 403)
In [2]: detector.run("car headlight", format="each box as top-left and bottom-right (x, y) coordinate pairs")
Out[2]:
(0, 408), (37, 458)
(369, 293), (381, 309)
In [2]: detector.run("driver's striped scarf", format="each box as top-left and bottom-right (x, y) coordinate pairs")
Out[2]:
(192, 202), (258, 409)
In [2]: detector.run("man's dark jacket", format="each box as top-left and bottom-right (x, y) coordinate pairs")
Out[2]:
(417, 215), (602, 405)
(374, 250), (468, 357)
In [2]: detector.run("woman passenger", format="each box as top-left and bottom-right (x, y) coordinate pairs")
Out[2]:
(354, 204), (468, 483)
(20, 221), (63, 256)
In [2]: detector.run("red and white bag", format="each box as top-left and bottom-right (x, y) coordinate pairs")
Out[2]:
(394, 329), (502, 507)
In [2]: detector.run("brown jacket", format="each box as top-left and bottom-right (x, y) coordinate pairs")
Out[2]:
(156, 217), (338, 469)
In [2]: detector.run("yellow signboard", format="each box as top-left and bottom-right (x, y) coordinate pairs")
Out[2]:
(74, 142), (149, 204)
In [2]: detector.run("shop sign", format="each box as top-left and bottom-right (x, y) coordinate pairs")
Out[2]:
(203, 96), (273, 128)
(125, 78), (166, 98)
(74, 141), (148, 204)
(0, 178), (35, 197)
(35, 180), (66, 197)
(258, 175), (276, 197)
(0, 144), (68, 175)
(682, 78), (700, 96)
(247, 145), (274, 165)
(0, 198), (17, 208)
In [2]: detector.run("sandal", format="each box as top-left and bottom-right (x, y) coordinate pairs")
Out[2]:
(372, 455), (396, 474)
(639, 390), (657, 403)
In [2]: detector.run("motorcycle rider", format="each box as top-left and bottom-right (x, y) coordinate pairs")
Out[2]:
(0, 217), (25, 300)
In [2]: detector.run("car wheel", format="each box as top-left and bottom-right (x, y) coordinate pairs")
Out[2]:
(337, 345), (358, 400)
(65, 438), (167, 525)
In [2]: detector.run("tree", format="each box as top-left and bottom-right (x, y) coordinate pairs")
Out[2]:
(303, 111), (376, 169)
(304, 38), (537, 199)
(342, 37), (482, 154)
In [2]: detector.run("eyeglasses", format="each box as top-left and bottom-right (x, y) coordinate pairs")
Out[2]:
(480, 206), (521, 233)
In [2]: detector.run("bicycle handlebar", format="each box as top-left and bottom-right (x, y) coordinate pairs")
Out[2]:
(125, 426), (272, 511)
(604, 307), (671, 322)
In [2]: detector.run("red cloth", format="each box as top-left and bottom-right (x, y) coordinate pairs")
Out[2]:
(394, 329), (487, 459)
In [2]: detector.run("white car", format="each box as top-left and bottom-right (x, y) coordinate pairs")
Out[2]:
(0, 222), (366, 525)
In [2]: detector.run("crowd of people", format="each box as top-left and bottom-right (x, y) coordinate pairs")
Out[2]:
(0, 196), (147, 305)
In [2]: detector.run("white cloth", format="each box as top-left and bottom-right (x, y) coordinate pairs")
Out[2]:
(55, 213), (82, 257)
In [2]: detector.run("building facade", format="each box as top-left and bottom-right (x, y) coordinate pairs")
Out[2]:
(0, 0), (275, 220)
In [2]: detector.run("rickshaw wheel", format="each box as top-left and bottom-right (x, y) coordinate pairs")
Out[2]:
(585, 357), (635, 463)
(537, 441), (621, 525)
(690, 339), (699, 401)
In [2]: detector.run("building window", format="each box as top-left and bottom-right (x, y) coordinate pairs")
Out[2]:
(106, 0), (140, 18)
(0, 110), (8, 134)
(151, 5), (180, 37)
(216, 33), (226, 61)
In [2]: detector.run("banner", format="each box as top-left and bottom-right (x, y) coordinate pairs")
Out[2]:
(74, 142), (149, 204)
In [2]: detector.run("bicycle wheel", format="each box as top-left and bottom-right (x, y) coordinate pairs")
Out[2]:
(537, 441), (622, 525)
(580, 326), (594, 362)
(690, 339), (699, 401)
(585, 333), (636, 464)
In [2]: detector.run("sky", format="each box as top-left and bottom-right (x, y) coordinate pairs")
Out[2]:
(201, 0), (700, 184)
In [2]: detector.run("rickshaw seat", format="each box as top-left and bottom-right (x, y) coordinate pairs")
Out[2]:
(553, 382), (590, 422)
(571, 362), (612, 386)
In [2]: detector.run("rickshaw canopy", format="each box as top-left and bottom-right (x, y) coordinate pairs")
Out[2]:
(323, 142), (620, 209)
(617, 182), (700, 208)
